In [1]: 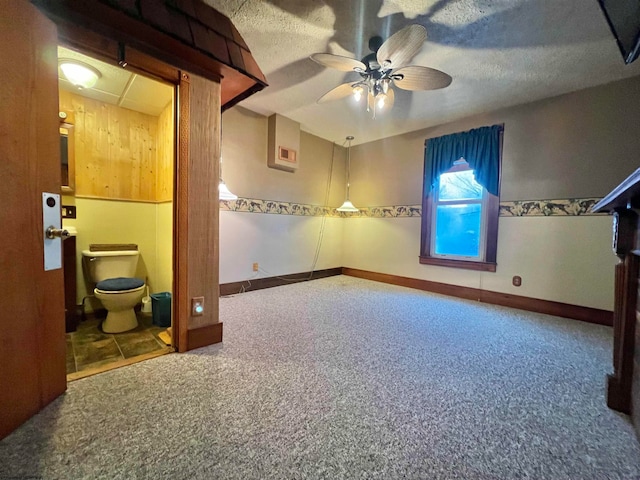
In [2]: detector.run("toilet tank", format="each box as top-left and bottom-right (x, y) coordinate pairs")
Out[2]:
(82, 250), (140, 282)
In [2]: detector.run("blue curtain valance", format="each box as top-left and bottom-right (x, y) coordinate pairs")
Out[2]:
(424, 125), (503, 196)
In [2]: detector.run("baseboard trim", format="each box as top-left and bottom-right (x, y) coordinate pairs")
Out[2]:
(219, 267), (343, 296)
(342, 267), (613, 326)
(187, 323), (223, 351)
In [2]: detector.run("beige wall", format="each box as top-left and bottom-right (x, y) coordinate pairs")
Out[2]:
(220, 106), (346, 283)
(222, 107), (346, 206)
(155, 202), (174, 293)
(343, 216), (616, 310)
(342, 76), (640, 310)
(348, 75), (640, 207)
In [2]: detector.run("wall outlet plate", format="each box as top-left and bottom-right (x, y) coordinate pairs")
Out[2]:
(61, 205), (77, 219)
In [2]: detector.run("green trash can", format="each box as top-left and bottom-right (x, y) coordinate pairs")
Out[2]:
(150, 292), (171, 327)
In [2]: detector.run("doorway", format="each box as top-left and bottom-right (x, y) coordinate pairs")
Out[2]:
(57, 45), (176, 380)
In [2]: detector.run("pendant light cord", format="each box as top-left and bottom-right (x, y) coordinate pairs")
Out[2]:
(224, 140), (342, 297)
(238, 140), (338, 289)
(345, 139), (351, 201)
(306, 140), (337, 279)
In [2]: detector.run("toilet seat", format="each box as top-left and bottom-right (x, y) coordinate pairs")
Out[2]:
(96, 277), (144, 292)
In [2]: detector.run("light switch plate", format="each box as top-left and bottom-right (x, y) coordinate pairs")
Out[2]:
(191, 297), (204, 316)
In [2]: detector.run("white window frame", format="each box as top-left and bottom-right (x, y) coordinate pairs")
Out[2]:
(429, 160), (489, 261)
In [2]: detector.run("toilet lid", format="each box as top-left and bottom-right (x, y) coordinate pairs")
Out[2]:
(96, 277), (145, 291)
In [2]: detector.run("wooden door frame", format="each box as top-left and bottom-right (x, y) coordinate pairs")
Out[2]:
(56, 24), (205, 353)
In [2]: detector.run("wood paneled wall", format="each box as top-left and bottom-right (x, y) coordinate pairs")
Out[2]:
(156, 100), (174, 202)
(58, 90), (173, 202)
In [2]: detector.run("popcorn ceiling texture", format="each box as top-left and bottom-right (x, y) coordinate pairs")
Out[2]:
(1, 276), (639, 479)
(207, 0), (640, 145)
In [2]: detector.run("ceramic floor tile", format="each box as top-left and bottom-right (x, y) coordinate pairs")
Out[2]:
(72, 331), (113, 346)
(65, 336), (76, 374)
(76, 316), (102, 333)
(66, 312), (170, 375)
(76, 357), (127, 373)
(74, 337), (123, 370)
(115, 331), (164, 358)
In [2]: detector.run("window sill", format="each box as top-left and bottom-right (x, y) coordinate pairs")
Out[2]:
(419, 256), (497, 272)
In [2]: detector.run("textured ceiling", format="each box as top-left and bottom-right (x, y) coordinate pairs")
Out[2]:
(206, 0), (640, 145)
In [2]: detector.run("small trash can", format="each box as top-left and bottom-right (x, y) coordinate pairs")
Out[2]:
(150, 292), (172, 327)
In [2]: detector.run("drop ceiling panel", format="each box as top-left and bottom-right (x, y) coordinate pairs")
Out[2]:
(58, 80), (122, 106)
(119, 75), (173, 116)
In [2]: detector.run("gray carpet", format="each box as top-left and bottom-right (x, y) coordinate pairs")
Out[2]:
(1, 275), (639, 479)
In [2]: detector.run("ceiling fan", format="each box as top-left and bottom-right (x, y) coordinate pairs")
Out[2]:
(310, 25), (452, 117)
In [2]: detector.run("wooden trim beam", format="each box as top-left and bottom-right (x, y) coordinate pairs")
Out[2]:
(174, 72), (190, 353)
(342, 267), (613, 326)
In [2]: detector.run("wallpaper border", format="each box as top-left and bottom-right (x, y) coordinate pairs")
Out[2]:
(220, 197), (606, 218)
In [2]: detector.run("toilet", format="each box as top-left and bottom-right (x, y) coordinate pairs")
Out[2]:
(82, 248), (145, 333)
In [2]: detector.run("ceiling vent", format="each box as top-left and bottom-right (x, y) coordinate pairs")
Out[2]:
(267, 114), (300, 172)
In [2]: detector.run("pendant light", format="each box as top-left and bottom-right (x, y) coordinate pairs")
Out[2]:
(337, 135), (359, 212)
(219, 157), (237, 201)
(219, 122), (237, 201)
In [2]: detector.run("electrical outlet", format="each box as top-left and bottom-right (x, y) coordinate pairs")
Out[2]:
(512, 276), (522, 287)
(252, 262), (259, 272)
(191, 297), (204, 316)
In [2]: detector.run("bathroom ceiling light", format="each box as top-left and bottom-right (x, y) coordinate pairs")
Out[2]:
(336, 136), (359, 212)
(59, 59), (101, 89)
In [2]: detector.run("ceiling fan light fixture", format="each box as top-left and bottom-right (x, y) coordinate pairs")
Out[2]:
(353, 85), (364, 102)
(59, 59), (101, 89)
(311, 24), (452, 118)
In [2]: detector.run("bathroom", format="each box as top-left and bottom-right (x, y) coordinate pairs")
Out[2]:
(58, 45), (176, 378)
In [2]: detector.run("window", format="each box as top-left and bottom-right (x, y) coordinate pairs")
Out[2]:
(431, 160), (487, 260)
(420, 126), (502, 272)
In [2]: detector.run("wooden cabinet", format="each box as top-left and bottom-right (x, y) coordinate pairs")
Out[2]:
(63, 235), (78, 332)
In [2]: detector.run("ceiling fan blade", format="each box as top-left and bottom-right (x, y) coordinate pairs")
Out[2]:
(310, 53), (366, 72)
(392, 66), (452, 91)
(317, 82), (356, 103)
(376, 24), (427, 70)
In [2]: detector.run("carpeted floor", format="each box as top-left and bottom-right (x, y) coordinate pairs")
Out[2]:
(1, 275), (639, 479)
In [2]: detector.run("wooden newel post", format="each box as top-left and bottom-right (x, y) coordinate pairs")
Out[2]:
(593, 168), (640, 430)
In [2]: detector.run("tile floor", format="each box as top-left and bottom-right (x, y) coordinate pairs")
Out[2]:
(66, 313), (170, 376)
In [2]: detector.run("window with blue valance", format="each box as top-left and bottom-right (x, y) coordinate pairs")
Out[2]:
(420, 124), (503, 271)
(424, 125), (503, 196)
